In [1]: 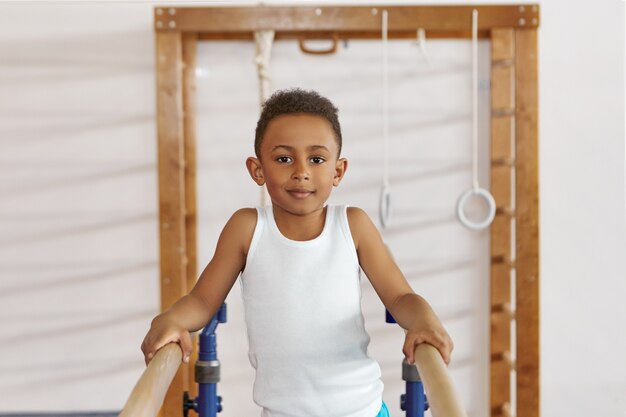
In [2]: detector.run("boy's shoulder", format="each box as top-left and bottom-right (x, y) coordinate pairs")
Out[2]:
(346, 206), (378, 245)
(228, 207), (258, 228)
(232, 207), (258, 218)
(346, 206), (371, 225)
(220, 208), (258, 254)
(221, 208), (258, 237)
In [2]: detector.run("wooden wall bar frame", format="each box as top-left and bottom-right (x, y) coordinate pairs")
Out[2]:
(155, 30), (188, 417)
(181, 31), (199, 402)
(514, 27), (540, 417)
(155, 5), (539, 35)
(153, 5), (540, 417)
(489, 27), (515, 417)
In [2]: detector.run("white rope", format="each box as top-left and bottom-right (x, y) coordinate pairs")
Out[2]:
(254, 30), (275, 206)
(471, 10), (479, 190)
(455, 9), (496, 231)
(382, 10), (389, 189)
(379, 9), (392, 228)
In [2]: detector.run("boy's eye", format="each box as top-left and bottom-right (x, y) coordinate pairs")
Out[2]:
(276, 156), (292, 163)
(310, 156), (325, 164)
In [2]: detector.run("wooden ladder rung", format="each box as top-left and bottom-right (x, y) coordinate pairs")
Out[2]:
(491, 402), (514, 417)
(496, 206), (515, 217)
(491, 351), (516, 370)
(491, 255), (515, 267)
(492, 108), (515, 117)
(492, 157), (515, 167)
(491, 302), (516, 320)
(492, 58), (514, 68)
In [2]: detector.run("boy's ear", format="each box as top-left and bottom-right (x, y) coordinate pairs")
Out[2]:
(333, 158), (348, 187)
(246, 157), (265, 185)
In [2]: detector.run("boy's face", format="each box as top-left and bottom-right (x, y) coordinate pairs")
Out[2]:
(246, 113), (347, 216)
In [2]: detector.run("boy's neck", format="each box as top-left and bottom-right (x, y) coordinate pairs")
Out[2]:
(271, 205), (327, 241)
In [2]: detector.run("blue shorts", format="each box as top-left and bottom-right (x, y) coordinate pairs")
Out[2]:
(376, 401), (390, 417)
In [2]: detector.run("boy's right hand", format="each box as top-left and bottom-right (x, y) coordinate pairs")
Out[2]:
(140, 316), (193, 366)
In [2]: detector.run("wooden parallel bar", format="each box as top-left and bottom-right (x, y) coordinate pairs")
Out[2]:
(156, 30), (187, 417)
(155, 5), (540, 33)
(413, 343), (468, 417)
(515, 27), (540, 417)
(489, 27), (515, 417)
(119, 344), (183, 417)
(182, 32), (199, 403)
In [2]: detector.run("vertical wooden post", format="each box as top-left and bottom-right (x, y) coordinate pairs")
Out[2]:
(489, 28), (515, 417)
(156, 30), (188, 417)
(182, 32), (199, 401)
(514, 28), (540, 417)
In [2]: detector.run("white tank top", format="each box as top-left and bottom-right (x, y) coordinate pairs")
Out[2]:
(239, 205), (383, 417)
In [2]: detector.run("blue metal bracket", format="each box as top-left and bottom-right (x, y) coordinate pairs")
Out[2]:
(183, 303), (227, 417)
(387, 309), (429, 417)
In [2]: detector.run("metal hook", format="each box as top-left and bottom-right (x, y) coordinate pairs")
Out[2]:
(298, 34), (339, 55)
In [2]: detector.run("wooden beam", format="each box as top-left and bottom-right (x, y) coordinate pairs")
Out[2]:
(490, 27), (515, 417)
(182, 31), (199, 402)
(196, 30), (493, 41)
(156, 30), (187, 417)
(413, 343), (468, 417)
(119, 344), (183, 417)
(154, 5), (540, 34)
(514, 27), (540, 417)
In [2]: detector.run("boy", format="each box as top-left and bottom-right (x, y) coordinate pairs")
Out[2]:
(141, 89), (453, 417)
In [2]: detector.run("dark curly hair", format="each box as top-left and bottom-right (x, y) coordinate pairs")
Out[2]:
(254, 88), (342, 158)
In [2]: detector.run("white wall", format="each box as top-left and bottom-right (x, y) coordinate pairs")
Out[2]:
(0, 1), (624, 416)
(0, 2), (160, 412)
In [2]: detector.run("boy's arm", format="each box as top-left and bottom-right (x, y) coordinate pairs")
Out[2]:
(347, 207), (454, 365)
(141, 208), (256, 364)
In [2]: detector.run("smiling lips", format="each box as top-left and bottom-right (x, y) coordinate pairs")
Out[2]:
(287, 188), (314, 199)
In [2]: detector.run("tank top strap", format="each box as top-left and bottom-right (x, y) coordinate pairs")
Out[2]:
(244, 206), (266, 266)
(331, 204), (360, 265)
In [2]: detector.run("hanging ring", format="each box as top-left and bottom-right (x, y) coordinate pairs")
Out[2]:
(456, 186), (496, 230)
(379, 184), (392, 228)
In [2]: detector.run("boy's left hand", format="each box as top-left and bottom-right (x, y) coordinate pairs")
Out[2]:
(403, 325), (454, 366)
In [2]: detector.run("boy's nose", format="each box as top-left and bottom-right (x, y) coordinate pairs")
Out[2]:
(291, 164), (310, 181)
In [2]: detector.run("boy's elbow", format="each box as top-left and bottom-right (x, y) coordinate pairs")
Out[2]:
(389, 292), (415, 313)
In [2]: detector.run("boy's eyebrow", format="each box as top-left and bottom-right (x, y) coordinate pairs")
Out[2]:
(271, 145), (331, 152)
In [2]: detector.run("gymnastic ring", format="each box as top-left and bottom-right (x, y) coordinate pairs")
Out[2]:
(379, 184), (392, 228)
(456, 186), (496, 230)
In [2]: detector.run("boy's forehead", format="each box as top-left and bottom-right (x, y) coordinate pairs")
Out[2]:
(271, 144), (332, 153)
(266, 113), (331, 131)
(262, 114), (338, 151)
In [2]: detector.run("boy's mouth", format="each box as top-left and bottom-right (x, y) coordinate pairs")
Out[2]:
(287, 188), (314, 199)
